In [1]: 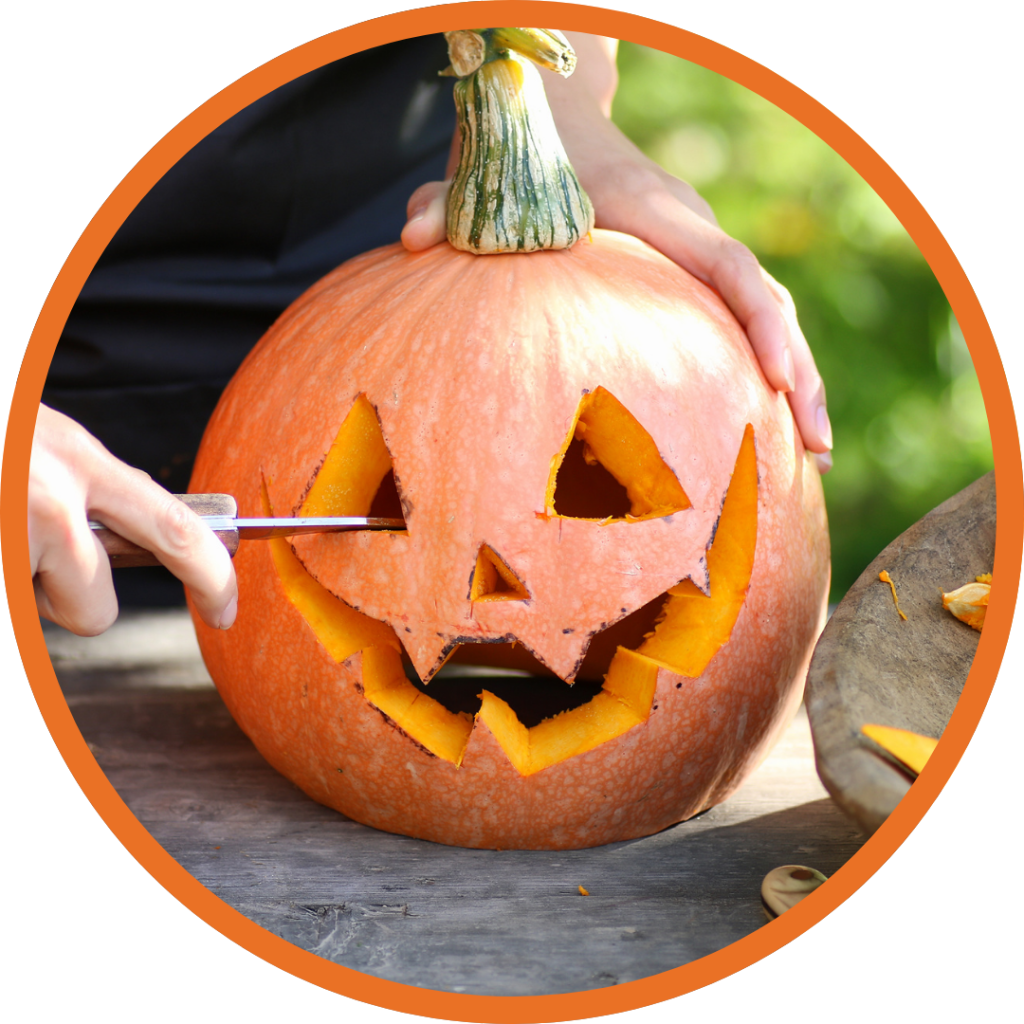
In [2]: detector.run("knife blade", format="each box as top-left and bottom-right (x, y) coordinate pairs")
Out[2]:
(89, 492), (406, 567)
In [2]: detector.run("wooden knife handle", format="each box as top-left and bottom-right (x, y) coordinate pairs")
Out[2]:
(93, 493), (239, 568)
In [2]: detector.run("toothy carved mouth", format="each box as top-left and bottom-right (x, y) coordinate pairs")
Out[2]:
(266, 424), (757, 776)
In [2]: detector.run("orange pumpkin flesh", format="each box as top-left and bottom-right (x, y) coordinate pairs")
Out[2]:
(189, 230), (830, 849)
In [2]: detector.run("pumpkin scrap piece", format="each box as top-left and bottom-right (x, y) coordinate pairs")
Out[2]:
(878, 570), (907, 621)
(942, 576), (991, 632)
(578, 885), (590, 896)
(861, 723), (938, 775)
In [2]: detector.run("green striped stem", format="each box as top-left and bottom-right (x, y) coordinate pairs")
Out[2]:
(444, 29), (595, 254)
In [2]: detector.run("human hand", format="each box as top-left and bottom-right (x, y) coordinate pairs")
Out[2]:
(401, 33), (832, 470)
(29, 404), (237, 636)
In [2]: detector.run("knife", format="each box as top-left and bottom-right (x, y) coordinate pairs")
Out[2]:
(89, 492), (405, 568)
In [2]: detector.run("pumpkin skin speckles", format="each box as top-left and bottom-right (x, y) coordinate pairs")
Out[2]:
(189, 230), (830, 849)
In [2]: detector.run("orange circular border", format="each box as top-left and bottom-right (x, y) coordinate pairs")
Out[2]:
(3, 2), (1020, 1020)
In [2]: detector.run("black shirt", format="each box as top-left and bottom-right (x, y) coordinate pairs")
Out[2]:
(43, 34), (455, 605)
(45, 34), (454, 494)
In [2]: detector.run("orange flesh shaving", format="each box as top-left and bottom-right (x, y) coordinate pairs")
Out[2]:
(879, 570), (907, 621)
(942, 574), (990, 631)
(861, 723), (938, 775)
(271, 403), (758, 775)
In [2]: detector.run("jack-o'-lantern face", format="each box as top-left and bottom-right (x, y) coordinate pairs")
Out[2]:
(190, 231), (829, 849)
(275, 386), (757, 775)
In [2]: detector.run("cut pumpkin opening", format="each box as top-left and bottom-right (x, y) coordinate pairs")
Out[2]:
(547, 386), (690, 521)
(410, 652), (603, 727)
(476, 648), (659, 775)
(272, 424), (757, 776)
(574, 590), (669, 682)
(264, 477), (471, 764)
(636, 423), (757, 678)
(361, 646), (475, 765)
(550, 437), (633, 520)
(368, 469), (404, 520)
(262, 478), (399, 661)
(470, 544), (531, 601)
(299, 393), (406, 524)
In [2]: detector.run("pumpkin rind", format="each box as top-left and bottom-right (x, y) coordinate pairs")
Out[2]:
(189, 229), (830, 850)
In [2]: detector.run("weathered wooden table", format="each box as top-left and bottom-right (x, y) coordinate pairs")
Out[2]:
(46, 608), (864, 996)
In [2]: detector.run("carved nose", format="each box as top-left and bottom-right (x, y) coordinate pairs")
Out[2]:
(470, 544), (530, 601)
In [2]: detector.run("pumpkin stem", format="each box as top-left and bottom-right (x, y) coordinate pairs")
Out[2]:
(443, 29), (595, 254)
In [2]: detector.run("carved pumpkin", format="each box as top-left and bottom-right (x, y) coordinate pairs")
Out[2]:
(188, 30), (829, 849)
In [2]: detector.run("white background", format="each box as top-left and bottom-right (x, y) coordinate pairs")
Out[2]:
(2, 1), (1020, 1020)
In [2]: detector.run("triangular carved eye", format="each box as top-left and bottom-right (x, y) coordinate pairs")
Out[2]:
(547, 387), (690, 521)
(299, 394), (406, 522)
(470, 544), (531, 601)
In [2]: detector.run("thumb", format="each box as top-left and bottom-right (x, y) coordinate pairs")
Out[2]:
(401, 180), (448, 252)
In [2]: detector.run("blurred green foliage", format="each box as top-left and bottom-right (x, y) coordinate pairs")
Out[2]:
(612, 43), (993, 602)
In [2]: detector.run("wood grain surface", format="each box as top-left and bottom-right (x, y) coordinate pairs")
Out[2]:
(48, 608), (864, 996)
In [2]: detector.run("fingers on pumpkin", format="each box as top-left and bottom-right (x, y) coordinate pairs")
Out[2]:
(703, 244), (833, 461)
(759, 270), (833, 459)
(606, 195), (796, 397)
(606, 193), (833, 461)
(788, 372), (832, 464)
(775, 326), (831, 465)
(707, 242), (796, 396)
(401, 180), (449, 252)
